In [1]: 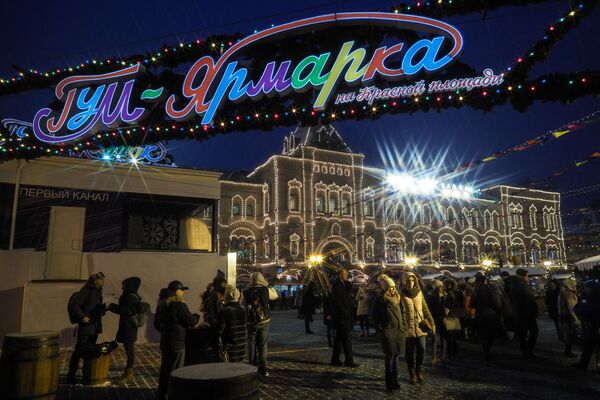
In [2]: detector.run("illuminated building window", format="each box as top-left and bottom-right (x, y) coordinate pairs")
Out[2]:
(316, 191), (326, 214)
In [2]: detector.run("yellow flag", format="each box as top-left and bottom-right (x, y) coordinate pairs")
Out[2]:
(552, 130), (570, 138)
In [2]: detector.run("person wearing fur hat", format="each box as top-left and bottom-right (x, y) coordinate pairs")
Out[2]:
(401, 271), (435, 384)
(67, 272), (107, 384)
(373, 274), (407, 392)
(558, 279), (580, 357)
(218, 285), (247, 362)
(108, 276), (142, 383)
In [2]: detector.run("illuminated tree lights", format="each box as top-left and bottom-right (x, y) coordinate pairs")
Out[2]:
(0, 1), (598, 162)
(0, 0), (595, 95)
(0, 70), (597, 161)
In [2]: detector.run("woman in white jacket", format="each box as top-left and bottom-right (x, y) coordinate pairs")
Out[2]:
(356, 284), (370, 336)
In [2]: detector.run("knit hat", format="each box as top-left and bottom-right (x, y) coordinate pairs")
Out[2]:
(379, 274), (396, 291)
(225, 285), (240, 302)
(430, 279), (444, 290)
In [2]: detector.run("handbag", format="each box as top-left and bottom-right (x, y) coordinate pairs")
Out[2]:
(216, 337), (230, 363)
(418, 319), (433, 333)
(443, 317), (462, 332)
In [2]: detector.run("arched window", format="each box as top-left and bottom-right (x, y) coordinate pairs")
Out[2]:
(364, 189), (374, 218)
(288, 187), (300, 212)
(341, 192), (351, 215)
(492, 211), (500, 230)
(329, 191), (338, 214)
(461, 208), (471, 229)
(462, 236), (479, 264)
(366, 237), (375, 260)
(447, 207), (457, 228)
(484, 210), (492, 230)
(484, 237), (501, 256)
(316, 191), (326, 214)
(245, 197), (256, 218)
(439, 234), (457, 263)
(290, 233), (300, 258)
(422, 205), (432, 225)
(413, 233), (432, 262)
(509, 203), (523, 229)
(529, 205), (537, 230)
(232, 196), (242, 216)
(386, 238), (404, 262)
(395, 205), (404, 224)
(511, 239), (526, 265)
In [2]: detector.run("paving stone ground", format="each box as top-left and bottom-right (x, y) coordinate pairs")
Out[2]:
(57, 310), (600, 400)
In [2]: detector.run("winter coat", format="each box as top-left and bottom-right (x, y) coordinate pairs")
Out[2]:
(110, 277), (141, 343)
(558, 280), (580, 344)
(356, 286), (370, 316)
(573, 284), (600, 344)
(402, 291), (434, 337)
(217, 301), (247, 362)
(70, 281), (105, 336)
(331, 278), (354, 330)
(427, 293), (451, 335)
(300, 284), (317, 316)
(509, 276), (538, 322)
(544, 283), (560, 320)
(401, 272), (435, 337)
(159, 296), (199, 352)
(471, 281), (504, 340)
(243, 286), (271, 324)
(203, 289), (225, 327)
(373, 292), (407, 355)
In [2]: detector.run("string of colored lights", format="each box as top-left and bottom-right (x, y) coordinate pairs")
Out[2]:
(562, 183), (600, 198)
(0, 69), (597, 161)
(0, 0), (594, 95)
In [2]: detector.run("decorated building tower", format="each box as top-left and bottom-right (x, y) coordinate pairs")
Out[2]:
(219, 125), (565, 270)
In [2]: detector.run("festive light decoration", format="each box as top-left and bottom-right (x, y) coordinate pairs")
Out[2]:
(0, 1), (598, 162)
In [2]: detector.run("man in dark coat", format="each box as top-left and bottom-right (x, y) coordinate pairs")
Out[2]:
(301, 281), (317, 334)
(509, 269), (539, 358)
(156, 280), (200, 400)
(217, 285), (247, 362)
(544, 280), (561, 339)
(330, 267), (359, 368)
(471, 274), (503, 361)
(572, 280), (600, 370)
(108, 276), (142, 383)
(242, 272), (277, 377)
(373, 275), (407, 392)
(67, 272), (106, 384)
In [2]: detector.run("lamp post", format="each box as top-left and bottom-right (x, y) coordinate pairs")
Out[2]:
(405, 255), (418, 269)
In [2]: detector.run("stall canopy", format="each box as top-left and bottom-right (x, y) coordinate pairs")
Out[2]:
(499, 267), (547, 276)
(575, 255), (600, 271)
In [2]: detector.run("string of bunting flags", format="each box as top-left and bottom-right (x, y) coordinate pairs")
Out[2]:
(454, 110), (600, 172)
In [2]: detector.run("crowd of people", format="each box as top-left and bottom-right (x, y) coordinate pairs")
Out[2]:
(63, 266), (600, 398)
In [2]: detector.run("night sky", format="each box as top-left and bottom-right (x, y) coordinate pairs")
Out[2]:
(1, 0), (599, 231)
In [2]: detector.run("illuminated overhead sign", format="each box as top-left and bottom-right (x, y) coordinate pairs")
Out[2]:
(30, 12), (501, 144)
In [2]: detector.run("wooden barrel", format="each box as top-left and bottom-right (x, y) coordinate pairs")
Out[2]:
(82, 355), (111, 386)
(0, 331), (59, 400)
(168, 363), (258, 400)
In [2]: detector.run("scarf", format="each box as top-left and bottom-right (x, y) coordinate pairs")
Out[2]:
(401, 286), (420, 299)
(384, 291), (400, 306)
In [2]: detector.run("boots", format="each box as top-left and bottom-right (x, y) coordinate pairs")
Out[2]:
(408, 368), (417, 385)
(416, 367), (425, 383)
(117, 368), (134, 384)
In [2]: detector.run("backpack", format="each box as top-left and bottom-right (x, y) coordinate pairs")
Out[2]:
(67, 291), (82, 324)
(128, 294), (152, 328)
(246, 289), (268, 324)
